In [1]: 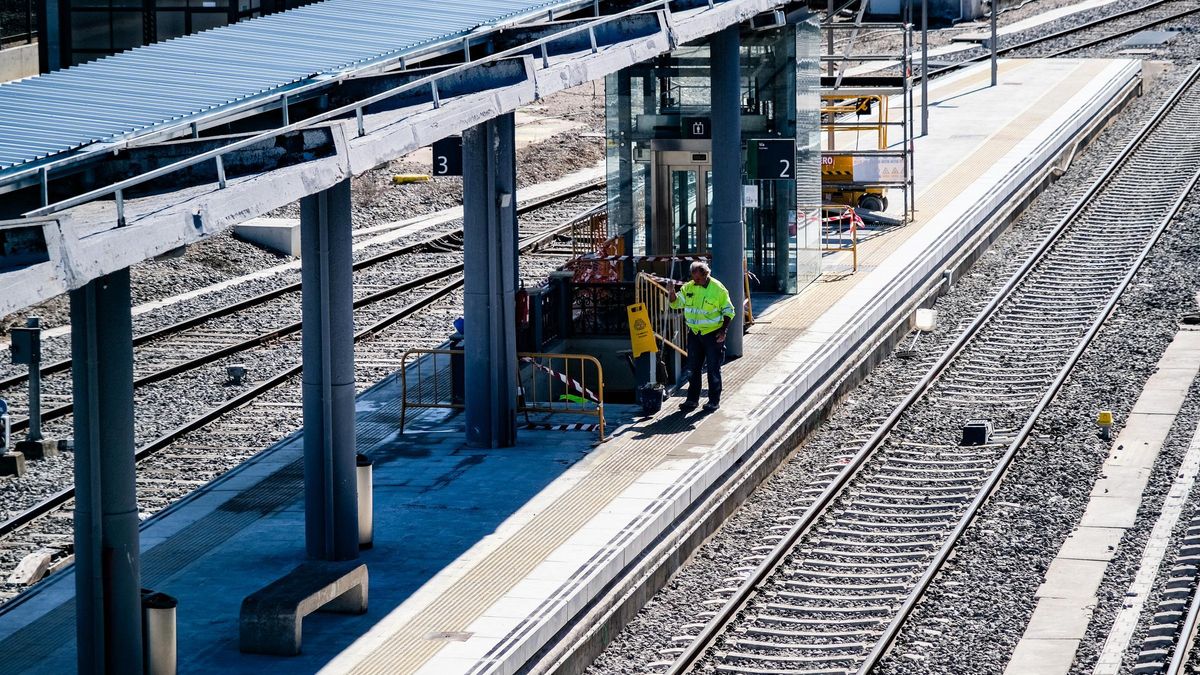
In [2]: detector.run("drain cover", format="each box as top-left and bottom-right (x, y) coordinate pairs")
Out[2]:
(1122, 31), (1178, 48)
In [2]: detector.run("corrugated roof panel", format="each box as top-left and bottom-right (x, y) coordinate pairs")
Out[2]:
(0, 0), (568, 173)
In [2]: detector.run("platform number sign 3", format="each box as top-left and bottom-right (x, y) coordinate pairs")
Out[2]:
(750, 139), (796, 180)
(432, 136), (464, 176)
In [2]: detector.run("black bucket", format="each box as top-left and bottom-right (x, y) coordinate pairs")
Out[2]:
(638, 383), (665, 417)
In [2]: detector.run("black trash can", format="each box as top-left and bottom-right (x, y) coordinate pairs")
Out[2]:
(449, 333), (465, 405)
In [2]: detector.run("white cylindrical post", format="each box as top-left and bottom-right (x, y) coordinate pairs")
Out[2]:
(357, 453), (374, 549)
(142, 591), (177, 675)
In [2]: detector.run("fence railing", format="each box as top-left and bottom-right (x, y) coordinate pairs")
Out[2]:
(518, 352), (605, 440)
(1, 0), (36, 48)
(398, 349), (462, 433)
(635, 273), (687, 357)
(398, 348), (605, 441)
(570, 282), (634, 336)
(570, 210), (626, 283)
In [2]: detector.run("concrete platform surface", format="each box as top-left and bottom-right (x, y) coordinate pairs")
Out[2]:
(0, 58), (1141, 675)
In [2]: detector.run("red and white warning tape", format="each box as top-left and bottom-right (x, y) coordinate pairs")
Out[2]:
(570, 253), (713, 263)
(525, 422), (600, 432)
(520, 357), (600, 403)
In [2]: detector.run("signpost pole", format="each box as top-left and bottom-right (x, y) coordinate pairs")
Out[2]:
(24, 317), (42, 443)
(991, 0), (999, 87)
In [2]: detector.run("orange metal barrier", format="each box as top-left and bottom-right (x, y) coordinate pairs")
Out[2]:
(570, 210), (623, 283)
(399, 348), (605, 441)
(635, 273), (687, 357)
(518, 352), (605, 440)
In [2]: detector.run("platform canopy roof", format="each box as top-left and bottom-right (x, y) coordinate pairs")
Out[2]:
(0, 0), (577, 176)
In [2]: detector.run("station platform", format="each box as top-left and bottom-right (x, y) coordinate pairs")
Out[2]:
(0, 58), (1142, 674)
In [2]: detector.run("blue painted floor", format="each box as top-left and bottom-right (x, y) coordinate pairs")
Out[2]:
(0, 371), (636, 674)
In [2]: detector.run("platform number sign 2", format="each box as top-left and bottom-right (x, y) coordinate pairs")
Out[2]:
(432, 136), (464, 176)
(749, 139), (796, 180)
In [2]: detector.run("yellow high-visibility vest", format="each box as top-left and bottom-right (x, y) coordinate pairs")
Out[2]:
(669, 278), (735, 335)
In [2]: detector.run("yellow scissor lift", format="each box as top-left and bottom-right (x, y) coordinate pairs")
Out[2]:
(821, 93), (892, 212)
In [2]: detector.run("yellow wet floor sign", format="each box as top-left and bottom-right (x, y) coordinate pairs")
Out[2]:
(627, 303), (657, 357)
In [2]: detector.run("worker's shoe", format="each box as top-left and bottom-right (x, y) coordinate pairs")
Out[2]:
(680, 400), (699, 412)
(1184, 312), (1200, 325)
(703, 401), (720, 412)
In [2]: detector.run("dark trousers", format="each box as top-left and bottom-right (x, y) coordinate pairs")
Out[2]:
(685, 329), (725, 405)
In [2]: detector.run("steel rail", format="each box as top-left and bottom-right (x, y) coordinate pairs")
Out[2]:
(0, 275), (462, 542)
(7, 265), (464, 433)
(1042, 5), (1200, 57)
(0, 179), (601, 392)
(668, 61), (1200, 675)
(1167, 574), (1200, 674)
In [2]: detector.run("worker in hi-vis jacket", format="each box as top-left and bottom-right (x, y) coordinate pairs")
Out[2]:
(668, 261), (735, 412)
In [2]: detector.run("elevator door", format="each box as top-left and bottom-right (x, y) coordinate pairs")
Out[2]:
(653, 147), (712, 257)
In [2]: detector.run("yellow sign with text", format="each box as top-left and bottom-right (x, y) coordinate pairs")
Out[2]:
(627, 303), (658, 357)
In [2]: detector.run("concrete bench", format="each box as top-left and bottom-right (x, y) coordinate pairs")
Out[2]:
(239, 560), (368, 656)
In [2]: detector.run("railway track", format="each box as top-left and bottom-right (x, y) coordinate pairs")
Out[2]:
(0, 185), (602, 598)
(1130, 509), (1200, 675)
(1007, 0), (1200, 58)
(918, 0), (1200, 78)
(0, 180), (600, 393)
(0, 183), (600, 432)
(665, 65), (1200, 675)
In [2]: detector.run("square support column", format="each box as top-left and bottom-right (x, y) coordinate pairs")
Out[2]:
(710, 25), (746, 358)
(463, 113), (519, 448)
(70, 268), (141, 675)
(300, 177), (359, 561)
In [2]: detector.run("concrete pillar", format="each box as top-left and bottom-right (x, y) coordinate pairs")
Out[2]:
(300, 178), (359, 561)
(70, 268), (142, 675)
(37, 0), (62, 72)
(463, 113), (519, 448)
(710, 26), (745, 358)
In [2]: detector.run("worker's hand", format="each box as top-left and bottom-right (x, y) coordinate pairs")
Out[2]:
(668, 285), (677, 302)
(715, 328), (727, 344)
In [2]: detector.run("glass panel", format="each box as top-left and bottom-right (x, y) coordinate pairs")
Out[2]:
(190, 10), (227, 31)
(604, 71), (640, 248)
(71, 11), (111, 49)
(155, 10), (184, 38)
(110, 9), (142, 50)
(794, 14), (823, 287)
(704, 169), (713, 251)
(672, 169), (698, 254)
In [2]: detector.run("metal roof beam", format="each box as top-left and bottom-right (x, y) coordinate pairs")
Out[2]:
(490, 12), (665, 58)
